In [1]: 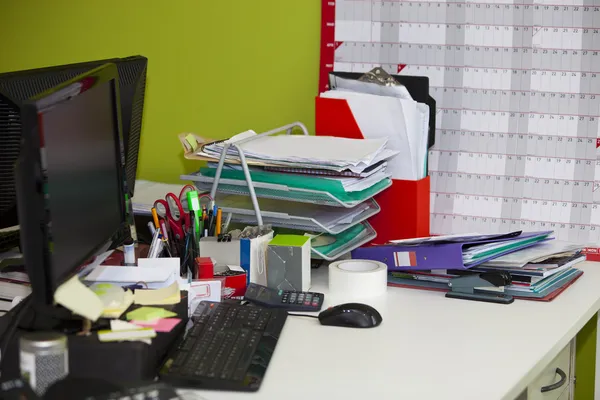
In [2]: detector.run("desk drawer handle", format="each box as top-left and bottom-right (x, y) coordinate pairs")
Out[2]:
(540, 368), (567, 393)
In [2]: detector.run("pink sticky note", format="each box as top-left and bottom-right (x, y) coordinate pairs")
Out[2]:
(131, 318), (181, 333)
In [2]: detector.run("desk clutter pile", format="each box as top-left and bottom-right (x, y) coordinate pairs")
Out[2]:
(367, 232), (587, 303)
(178, 124), (399, 261)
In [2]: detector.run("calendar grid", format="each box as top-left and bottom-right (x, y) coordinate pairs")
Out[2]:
(320, 0), (600, 246)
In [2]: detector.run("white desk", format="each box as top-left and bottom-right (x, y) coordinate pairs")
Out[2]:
(186, 262), (600, 400)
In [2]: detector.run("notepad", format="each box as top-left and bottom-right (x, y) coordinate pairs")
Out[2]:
(54, 275), (103, 321)
(126, 306), (177, 322)
(133, 282), (180, 305)
(131, 318), (181, 333)
(85, 266), (173, 286)
(108, 320), (153, 345)
(98, 328), (156, 342)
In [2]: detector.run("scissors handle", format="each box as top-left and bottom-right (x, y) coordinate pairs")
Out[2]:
(169, 218), (185, 241)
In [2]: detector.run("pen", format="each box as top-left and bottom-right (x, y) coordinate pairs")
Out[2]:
(199, 212), (204, 238)
(151, 207), (160, 229)
(207, 209), (214, 236)
(147, 221), (156, 236)
(160, 219), (169, 241)
(216, 208), (222, 236)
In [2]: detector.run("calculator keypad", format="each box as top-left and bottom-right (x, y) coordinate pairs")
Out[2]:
(245, 283), (324, 311)
(281, 291), (322, 309)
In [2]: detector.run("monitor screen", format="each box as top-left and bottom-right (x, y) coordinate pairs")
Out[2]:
(39, 80), (123, 284)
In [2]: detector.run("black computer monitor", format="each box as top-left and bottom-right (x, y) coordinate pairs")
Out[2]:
(0, 56), (147, 230)
(15, 64), (127, 305)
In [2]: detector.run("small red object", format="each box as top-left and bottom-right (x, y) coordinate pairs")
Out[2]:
(196, 257), (214, 279)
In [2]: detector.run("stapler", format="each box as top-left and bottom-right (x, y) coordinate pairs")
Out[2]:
(446, 272), (514, 304)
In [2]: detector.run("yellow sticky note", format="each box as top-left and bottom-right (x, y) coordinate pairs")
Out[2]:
(54, 275), (103, 321)
(98, 327), (156, 342)
(126, 306), (176, 322)
(102, 290), (134, 319)
(134, 282), (180, 306)
(185, 134), (198, 151)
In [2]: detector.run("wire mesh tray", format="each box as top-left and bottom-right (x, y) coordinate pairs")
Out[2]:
(213, 193), (380, 234)
(181, 172), (392, 209)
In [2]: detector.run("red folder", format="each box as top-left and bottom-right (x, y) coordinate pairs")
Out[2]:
(315, 96), (430, 244)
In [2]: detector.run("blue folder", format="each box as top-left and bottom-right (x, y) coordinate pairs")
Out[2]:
(351, 231), (553, 271)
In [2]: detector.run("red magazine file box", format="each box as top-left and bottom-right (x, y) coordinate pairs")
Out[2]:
(315, 96), (430, 244)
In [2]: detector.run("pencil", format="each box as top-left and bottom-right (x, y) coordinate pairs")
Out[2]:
(151, 207), (160, 229)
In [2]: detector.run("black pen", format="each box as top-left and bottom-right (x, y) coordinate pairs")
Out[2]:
(207, 209), (214, 236)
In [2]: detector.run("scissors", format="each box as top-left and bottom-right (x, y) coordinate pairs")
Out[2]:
(153, 193), (185, 241)
(178, 185), (196, 231)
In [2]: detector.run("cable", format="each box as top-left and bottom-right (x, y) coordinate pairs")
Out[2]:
(0, 295), (33, 371)
(287, 313), (319, 319)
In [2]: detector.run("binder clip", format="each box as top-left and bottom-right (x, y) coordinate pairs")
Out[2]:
(446, 272), (514, 304)
(358, 66), (402, 87)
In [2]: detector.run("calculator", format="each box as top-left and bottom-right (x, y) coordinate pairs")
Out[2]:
(244, 283), (325, 312)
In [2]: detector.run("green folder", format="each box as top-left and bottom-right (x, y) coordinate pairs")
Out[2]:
(199, 167), (391, 204)
(464, 234), (551, 264)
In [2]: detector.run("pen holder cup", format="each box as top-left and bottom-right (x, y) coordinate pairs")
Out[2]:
(315, 96), (431, 244)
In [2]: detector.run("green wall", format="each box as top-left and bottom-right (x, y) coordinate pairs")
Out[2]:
(0, 0), (321, 183)
(576, 315), (597, 400)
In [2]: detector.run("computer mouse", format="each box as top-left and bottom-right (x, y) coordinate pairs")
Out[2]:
(318, 303), (382, 328)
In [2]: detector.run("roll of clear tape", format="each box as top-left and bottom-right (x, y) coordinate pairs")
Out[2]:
(328, 259), (387, 299)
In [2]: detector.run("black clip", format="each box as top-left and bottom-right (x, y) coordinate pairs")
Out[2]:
(446, 272), (514, 304)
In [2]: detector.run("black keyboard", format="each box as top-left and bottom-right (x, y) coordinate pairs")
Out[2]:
(159, 301), (287, 392)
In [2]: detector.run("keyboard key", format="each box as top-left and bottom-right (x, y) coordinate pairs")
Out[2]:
(231, 331), (262, 381)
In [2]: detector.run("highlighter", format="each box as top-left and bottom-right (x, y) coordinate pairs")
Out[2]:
(186, 191), (201, 237)
(215, 208), (222, 236)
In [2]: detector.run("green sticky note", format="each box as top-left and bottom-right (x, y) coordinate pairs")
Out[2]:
(185, 134), (198, 151)
(96, 283), (113, 289)
(126, 306), (176, 322)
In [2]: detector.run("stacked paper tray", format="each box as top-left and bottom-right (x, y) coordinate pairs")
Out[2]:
(310, 222), (377, 261)
(213, 194), (380, 234)
(181, 171), (392, 208)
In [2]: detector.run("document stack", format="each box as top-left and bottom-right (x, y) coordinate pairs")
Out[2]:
(180, 122), (397, 260)
(364, 231), (586, 302)
(464, 240), (586, 298)
(0, 260), (31, 315)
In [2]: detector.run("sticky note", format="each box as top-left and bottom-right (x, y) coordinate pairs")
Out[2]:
(134, 282), (180, 306)
(98, 328), (156, 342)
(131, 318), (181, 333)
(110, 320), (142, 331)
(54, 275), (103, 321)
(126, 306), (176, 322)
(101, 290), (134, 319)
(185, 134), (198, 151)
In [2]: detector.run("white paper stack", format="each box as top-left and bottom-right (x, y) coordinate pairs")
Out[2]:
(320, 78), (430, 181)
(203, 133), (399, 174)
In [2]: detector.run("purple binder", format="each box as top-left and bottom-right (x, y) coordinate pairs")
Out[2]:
(351, 231), (553, 271)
